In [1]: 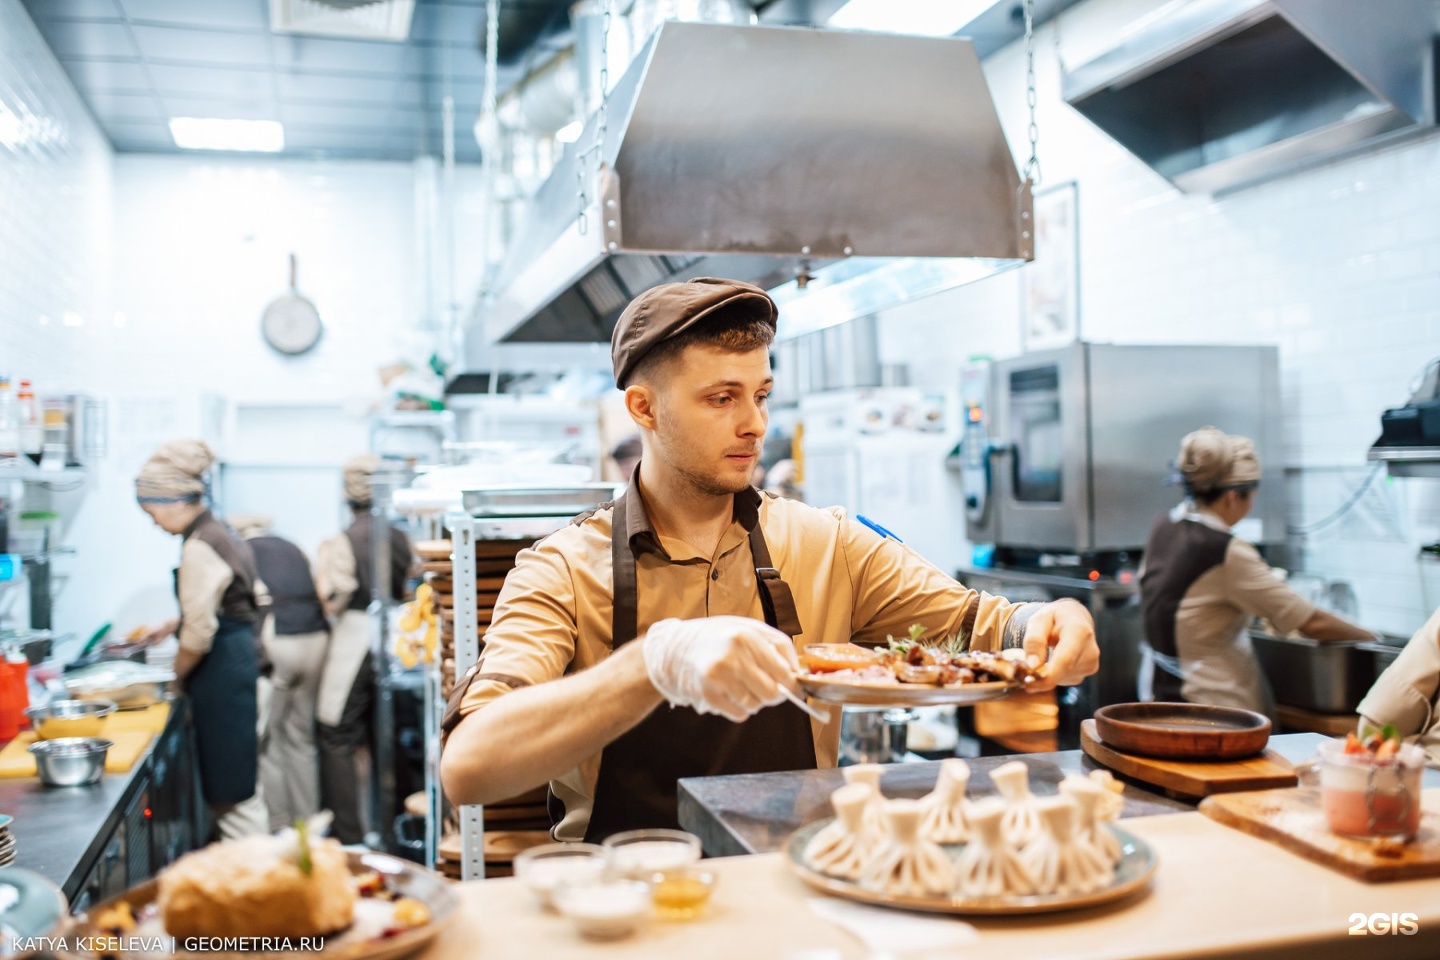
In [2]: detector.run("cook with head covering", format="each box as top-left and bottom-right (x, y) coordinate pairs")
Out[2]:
(135, 439), (268, 839)
(228, 513), (329, 832)
(440, 277), (1100, 841)
(313, 454), (417, 845)
(1138, 427), (1377, 717)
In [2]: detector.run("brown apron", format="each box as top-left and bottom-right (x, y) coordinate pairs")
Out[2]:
(580, 491), (817, 841)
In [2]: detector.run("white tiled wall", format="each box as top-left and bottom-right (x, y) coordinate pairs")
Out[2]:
(0, 0), (111, 388)
(874, 0), (1440, 636)
(2, 0), (496, 638)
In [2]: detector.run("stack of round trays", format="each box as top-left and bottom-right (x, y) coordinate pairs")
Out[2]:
(0, 814), (16, 866)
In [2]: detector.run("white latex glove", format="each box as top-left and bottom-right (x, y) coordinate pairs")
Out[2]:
(642, 615), (801, 723)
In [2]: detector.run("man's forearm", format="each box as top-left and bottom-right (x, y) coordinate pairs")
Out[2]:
(440, 641), (664, 806)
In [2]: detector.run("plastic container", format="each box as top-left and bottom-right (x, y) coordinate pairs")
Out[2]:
(1315, 738), (1426, 837)
(15, 381), (40, 460)
(6, 658), (29, 729)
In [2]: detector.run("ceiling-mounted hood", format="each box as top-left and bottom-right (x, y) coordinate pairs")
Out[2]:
(479, 21), (1033, 351)
(1063, 0), (1437, 195)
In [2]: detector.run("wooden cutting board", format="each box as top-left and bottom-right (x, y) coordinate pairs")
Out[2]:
(1201, 787), (1440, 882)
(1081, 719), (1297, 797)
(0, 729), (155, 778)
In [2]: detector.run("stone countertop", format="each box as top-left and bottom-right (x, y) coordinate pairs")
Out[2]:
(678, 733), (1334, 857)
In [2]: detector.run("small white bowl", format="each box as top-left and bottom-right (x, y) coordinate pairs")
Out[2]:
(601, 829), (701, 880)
(511, 843), (608, 910)
(552, 877), (652, 940)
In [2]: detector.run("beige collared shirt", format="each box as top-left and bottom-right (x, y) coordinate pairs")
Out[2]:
(1164, 504), (1315, 715)
(454, 484), (1026, 840)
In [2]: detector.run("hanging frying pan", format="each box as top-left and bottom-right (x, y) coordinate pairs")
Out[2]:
(261, 253), (324, 356)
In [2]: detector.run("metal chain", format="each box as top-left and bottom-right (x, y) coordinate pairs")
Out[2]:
(576, 0), (614, 236)
(1021, 0), (1041, 186)
(479, 0), (500, 293)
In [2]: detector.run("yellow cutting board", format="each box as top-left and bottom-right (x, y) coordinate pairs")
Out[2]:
(0, 703), (170, 778)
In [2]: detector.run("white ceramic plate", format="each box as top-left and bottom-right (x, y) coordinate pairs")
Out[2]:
(798, 673), (1018, 706)
(786, 819), (1157, 915)
(61, 851), (456, 960)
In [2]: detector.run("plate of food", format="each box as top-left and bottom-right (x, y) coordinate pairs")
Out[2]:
(796, 631), (1043, 706)
(61, 826), (456, 960)
(785, 817), (1156, 915)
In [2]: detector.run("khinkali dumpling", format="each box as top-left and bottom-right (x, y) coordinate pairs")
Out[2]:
(860, 799), (954, 898)
(919, 758), (971, 844)
(1087, 770), (1125, 821)
(954, 797), (1035, 898)
(1059, 775), (1122, 864)
(1018, 796), (1114, 895)
(803, 783), (872, 880)
(990, 760), (1041, 848)
(841, 764), (889, 847)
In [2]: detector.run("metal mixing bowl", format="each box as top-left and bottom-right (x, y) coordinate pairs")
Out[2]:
(28, 737), (113, 787)
(24, 699), (116, 741)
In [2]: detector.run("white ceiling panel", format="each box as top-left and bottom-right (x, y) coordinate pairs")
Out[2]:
(131, 24), (272, 66)
(276, 71), (407, 104)
(32, 20), (137, 59)
(57, 57), (150, 92)
(121, 0), (268, 31)
(27, 0), (123, 18)
(408, 3), (484, 44)
(147, 63), (271, 98)
(104, 119), (175, 148)
(278, 101), (387, 127)
(272, 35), (413, 75)
(85, 90), (164, 120)
(159, 95), (279, 121)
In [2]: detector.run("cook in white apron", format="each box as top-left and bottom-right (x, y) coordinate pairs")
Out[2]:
(315, 454), (416, 844)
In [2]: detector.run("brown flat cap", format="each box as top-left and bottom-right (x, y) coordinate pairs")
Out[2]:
(611, 277), (777, 387)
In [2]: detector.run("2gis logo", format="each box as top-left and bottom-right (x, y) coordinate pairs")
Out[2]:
(1348, 912), (1419, 936)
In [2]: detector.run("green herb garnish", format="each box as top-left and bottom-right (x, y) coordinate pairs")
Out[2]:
(296, 818), (312, 875)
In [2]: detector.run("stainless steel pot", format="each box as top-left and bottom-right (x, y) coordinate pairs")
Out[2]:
(838, 707), (915, 765)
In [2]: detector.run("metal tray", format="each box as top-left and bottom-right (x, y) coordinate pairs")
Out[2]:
(786, 819), (1156, 915)
(460, 484), (614, 518)
(797, 673), (1017, 706)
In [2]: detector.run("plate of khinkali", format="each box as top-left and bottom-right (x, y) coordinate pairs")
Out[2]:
(787, 761), (1156, 915)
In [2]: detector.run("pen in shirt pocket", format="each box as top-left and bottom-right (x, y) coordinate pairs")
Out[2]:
(856, 515), (903, 543)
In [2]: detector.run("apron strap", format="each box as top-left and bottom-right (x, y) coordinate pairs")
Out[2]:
(612, 495), (640, 648)
(748, 520), (804, 638)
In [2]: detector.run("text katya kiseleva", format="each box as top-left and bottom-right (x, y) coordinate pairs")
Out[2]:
(9, 936), (328, 953)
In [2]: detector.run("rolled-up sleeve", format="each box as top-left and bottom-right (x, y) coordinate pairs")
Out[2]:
(1221, 539), (1316, 635)
(177, 538), (233, 655)
(457, 537), (580, 718)
(315, 534), (357, 616)
(838, 511), (1021, 652)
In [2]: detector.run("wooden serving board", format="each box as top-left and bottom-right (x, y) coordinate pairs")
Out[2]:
(1081, 719), (1297, 798)
(1200, 787), (1440, 882)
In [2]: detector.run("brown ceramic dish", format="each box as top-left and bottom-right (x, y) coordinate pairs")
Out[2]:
(1093, 702), (1271, 760)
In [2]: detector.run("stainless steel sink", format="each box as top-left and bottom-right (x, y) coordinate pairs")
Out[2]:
(1250, 631), (1401, 714)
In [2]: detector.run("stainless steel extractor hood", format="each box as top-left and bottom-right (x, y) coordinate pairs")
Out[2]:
(1063, 0), (1437, 194)
(478, 21), (1033, 351)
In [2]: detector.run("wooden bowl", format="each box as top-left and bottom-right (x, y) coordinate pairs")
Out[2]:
(1093, 702), (1270, 760)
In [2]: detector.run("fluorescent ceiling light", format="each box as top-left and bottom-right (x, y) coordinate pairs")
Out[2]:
(828, 0), (997, 37)
(169, 118), (284, 152)
(554, 120), (584, 144)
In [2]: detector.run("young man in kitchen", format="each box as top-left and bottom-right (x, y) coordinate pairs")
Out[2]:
(440, 277), (1101, 841)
